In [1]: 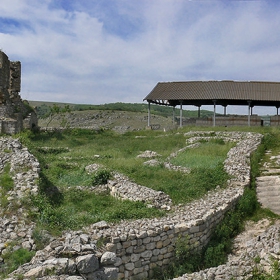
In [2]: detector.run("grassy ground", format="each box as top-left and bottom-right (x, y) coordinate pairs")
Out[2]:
(16, 127), (234, 234)
(170, 139), (235, 169)
(15, 126), (280, 234)
(2, 125), (280, 279)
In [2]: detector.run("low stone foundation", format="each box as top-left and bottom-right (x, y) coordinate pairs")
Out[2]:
(1, 131), (264, 279)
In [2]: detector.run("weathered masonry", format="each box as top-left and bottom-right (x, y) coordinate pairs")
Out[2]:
(0, 51), (37, 134)
(144, 81), (280, 127)
(6, 132), (263, 280)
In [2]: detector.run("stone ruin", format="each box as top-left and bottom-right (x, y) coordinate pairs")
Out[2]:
(0, 50), (37, 134)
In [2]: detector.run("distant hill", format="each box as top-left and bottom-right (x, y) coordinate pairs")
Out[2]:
(28, 101), (215, 119)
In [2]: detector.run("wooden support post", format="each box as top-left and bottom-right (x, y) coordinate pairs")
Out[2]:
(180, 101), (183, 128)
(148, 102), (151, 127)
(213, 100), (216, 127)
(248, 101), (251, 126)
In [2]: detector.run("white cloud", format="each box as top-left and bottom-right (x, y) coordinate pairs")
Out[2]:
(0, 0), (280, 115)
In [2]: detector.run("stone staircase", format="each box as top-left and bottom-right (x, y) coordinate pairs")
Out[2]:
(256, 153), (280, 215)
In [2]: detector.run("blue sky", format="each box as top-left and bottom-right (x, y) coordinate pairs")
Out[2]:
(1, 0), (280, 114)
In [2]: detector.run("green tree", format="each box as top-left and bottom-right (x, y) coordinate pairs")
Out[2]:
(46, 104), (61, 127)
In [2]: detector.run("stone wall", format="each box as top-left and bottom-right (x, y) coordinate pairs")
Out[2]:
(271, 115), (280, 126)
(23, 111), (38, 130)
(100, 131), (262, 279)
(196, 115), (262, 127)
(0, 51), (37, 134)
(195, 115), (280, 127)
(1, 131), (264, 280)
(0, 119), (19, 135)
(9, 61), (21, 93)
(0, 52), (10, 93)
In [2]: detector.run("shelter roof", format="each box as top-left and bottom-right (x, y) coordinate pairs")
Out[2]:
(144, 81), (280, 107)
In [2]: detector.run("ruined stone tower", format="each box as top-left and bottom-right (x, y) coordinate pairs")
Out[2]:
(0, 51), (37, 134)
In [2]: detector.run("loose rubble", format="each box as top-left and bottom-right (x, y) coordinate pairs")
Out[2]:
(137, 150), (162, 158)
(107, 172), (172, 209)
(0, 138), (39, 272)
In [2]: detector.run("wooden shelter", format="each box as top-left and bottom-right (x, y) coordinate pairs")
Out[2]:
(144, 81), (280, 127)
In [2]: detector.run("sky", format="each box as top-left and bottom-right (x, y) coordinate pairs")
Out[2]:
(1, 0), (280, 115)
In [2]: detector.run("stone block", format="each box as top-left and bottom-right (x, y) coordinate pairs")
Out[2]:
(141, 250), (152, 259)
(137, 231), (148, 239)
(76, 254), (99, 274)
(134, 260), (142, 268)
(134, 245), (145, 253)
(150, 256), (158, 262)
(123, 240), (131, 248)
(136, 239), (143, 246)
(122, 255), (130, 263)
(189, 225), (200, 233)
(142, 236), (151, 244)
(131, 253), (140, 262)
(100, 251), (117, 265)
(126, 246), (134, 254)
(130, 271), (148, 280)
(146, 242), (156, 250)
(153, 248), (160, 256)
(164, 252), (173, 259)
(133, 267), (144, 274)
(167, 245), (174, 252)
(125, 262), (135, 271)
(153, 235), (161, 242)
(156, 240), (163, 249)
(163, 238), (171, 247)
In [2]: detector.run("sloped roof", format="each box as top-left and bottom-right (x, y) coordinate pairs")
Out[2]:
(144, 81), (280, 107)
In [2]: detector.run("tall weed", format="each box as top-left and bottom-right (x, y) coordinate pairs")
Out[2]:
(1, 248), (34, 275)
(0, 163), (14, 192)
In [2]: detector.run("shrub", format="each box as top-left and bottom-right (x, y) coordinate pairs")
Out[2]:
(248, 259), (280, 279)
(1, 248), (35, 274)
(92, 169), (111, 185)
(153, 235), (202, 279)
(32, 228), (51, 250)
(203, 243), (228, 268)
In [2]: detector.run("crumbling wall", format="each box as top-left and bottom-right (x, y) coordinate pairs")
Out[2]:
(0, 51), (37, 134)
(0, 51), (10, 93)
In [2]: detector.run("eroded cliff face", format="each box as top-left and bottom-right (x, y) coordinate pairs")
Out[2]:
(0, 51), (37, 134)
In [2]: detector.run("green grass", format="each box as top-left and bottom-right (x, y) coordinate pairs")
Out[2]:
(29, 189), (165, 233)
(0, 163), (14, 209)
(0, 163), (14, 192)
(170, 139), (235, 169)
(1, 248), (35, 276)
(17, 127), (280, 236)
(16, 128), (234, 233)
